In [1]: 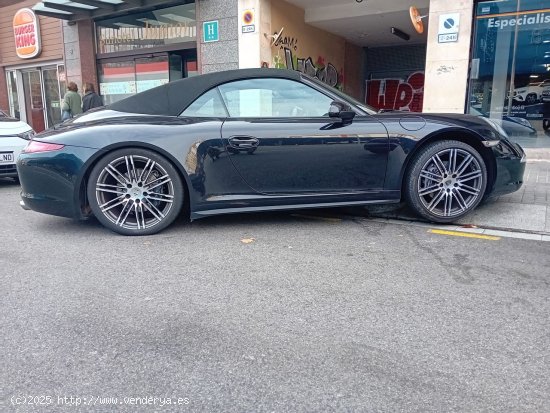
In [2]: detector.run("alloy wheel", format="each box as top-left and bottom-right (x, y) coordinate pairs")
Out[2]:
(417, 148), (483, 218)
(94, 155), (175, 230)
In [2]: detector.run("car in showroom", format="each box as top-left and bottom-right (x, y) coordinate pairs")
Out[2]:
(510, 79), (550, 105)
(0, 112), (34, 179)
(17, 69), (526, 235)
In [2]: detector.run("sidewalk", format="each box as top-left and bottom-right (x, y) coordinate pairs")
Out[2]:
(363, 141), (550, 236)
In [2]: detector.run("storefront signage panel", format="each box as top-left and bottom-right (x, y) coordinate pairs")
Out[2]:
(13, 8), (41, 59)
(203, 21), (219, 42)
(96, 4), (196, 54)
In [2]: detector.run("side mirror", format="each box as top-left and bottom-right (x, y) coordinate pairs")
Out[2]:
(329, 101), (356, 124)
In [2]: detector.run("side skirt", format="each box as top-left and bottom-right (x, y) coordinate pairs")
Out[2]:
(190, 193), (401, 220)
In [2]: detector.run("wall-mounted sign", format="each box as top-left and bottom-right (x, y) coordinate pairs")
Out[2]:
(203, 20), (219, 43)
(438, 13), (460, 43)
(13, 8), (41, 59)
(242, 9), (255, 34)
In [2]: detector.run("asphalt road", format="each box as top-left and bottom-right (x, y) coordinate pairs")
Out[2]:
(1, 178), (549, 412)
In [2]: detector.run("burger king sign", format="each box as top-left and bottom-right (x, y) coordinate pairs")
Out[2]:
(13, 8), (41, 59)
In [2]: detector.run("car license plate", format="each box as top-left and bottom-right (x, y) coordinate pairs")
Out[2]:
(0, 152), (14, 164)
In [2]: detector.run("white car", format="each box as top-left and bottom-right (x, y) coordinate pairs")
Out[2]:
(511, 79), (550, 105)
(0, 111), (34, 179)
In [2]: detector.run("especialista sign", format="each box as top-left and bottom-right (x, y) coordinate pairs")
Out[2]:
(486, 11), (550, 29)
(13, 8), (41, 59)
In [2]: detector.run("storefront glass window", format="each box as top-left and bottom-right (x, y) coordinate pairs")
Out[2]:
(98, 57), (170, 105)
(43, 67), (63, 127)
(96, 3), (196, 55)
(6, 71), (20, 120)
(469, 0), (550, 136)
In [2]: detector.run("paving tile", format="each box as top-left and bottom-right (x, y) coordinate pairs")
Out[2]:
(458, 203), (547, 232)
(483, 229), (542, 241)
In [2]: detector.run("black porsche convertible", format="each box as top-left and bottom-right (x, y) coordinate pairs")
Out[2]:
(17, 69), (525, 235)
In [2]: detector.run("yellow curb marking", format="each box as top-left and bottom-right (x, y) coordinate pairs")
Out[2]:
(428, 229), (500, 241)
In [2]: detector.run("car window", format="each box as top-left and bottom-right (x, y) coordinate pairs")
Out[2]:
(181, 88), (227, 117)
(217, 78), (334, 118)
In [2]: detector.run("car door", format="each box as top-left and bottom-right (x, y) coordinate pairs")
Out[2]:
(217, 78), (389, 195)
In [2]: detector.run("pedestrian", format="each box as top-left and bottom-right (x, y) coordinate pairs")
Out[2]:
(82, 82), (104, 112)
(61, 82), (82, 121)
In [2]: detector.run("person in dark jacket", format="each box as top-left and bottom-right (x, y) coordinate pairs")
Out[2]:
(82, 83), (103, 112)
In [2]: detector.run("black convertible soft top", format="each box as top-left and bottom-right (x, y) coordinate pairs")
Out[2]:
(108, 68), (303, 116)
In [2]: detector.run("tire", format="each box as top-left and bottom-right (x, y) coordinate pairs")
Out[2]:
(525, 93), (537, 105)
(87, 148), (184, 235)
(543, 119), (550, 131)
(404, 140), (487, 223)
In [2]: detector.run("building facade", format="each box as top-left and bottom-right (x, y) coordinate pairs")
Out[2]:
(0, 0), (548, 134)
(0, 0), (65, 132)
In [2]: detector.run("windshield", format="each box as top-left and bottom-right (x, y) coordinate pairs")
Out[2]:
(307, 76), (377, 115)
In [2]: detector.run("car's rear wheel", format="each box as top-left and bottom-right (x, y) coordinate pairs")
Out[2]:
(404, 140), (487, 223)
(87, 148), (184, 235)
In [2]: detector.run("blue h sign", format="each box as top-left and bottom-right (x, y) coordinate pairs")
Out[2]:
(203, 21), (219, 43)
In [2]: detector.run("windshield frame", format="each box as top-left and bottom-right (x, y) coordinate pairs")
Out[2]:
(306, 75), (378, 115)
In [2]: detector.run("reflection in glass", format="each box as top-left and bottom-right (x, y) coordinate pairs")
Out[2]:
(96, 3), (196, 54)
(469, 0), (550, 140)
(218, 78), (334, 118)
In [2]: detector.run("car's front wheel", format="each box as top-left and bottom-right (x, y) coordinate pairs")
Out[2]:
(404, 140), (487, 223)
(87, 148), (184, 235)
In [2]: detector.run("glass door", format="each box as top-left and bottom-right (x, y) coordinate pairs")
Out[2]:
(22, 70), (45, 132)
(6, 71), (20, 120)
(42, 66), (64, 127)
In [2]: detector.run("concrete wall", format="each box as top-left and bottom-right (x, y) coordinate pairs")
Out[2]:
(423, 0), (474, 113)
(198, 0), (239, 73)
(344, 42), (364, 101)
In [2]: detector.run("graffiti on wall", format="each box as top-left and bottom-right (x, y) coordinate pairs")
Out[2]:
(270, 29), (343, 88)
(273, 33), (299, 52)
(366, 72), (425, 112)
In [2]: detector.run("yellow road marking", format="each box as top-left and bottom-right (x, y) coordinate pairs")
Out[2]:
(428, 229), (500, 241)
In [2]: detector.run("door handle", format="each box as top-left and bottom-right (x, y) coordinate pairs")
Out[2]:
(228, 136), (259, 149)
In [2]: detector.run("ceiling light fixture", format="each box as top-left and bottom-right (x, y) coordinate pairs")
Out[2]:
(391, 27), (410, 41)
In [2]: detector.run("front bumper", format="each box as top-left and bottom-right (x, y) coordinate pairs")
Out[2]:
(0, 164), (18, 178)
(17, 145), (100, 219)
(1, 136), (27, 177)
(490, 139), (526, 197)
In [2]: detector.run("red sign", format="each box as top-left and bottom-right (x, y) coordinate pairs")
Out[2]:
(13, 8), (41, 59)
(366, 72), (425, 112)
